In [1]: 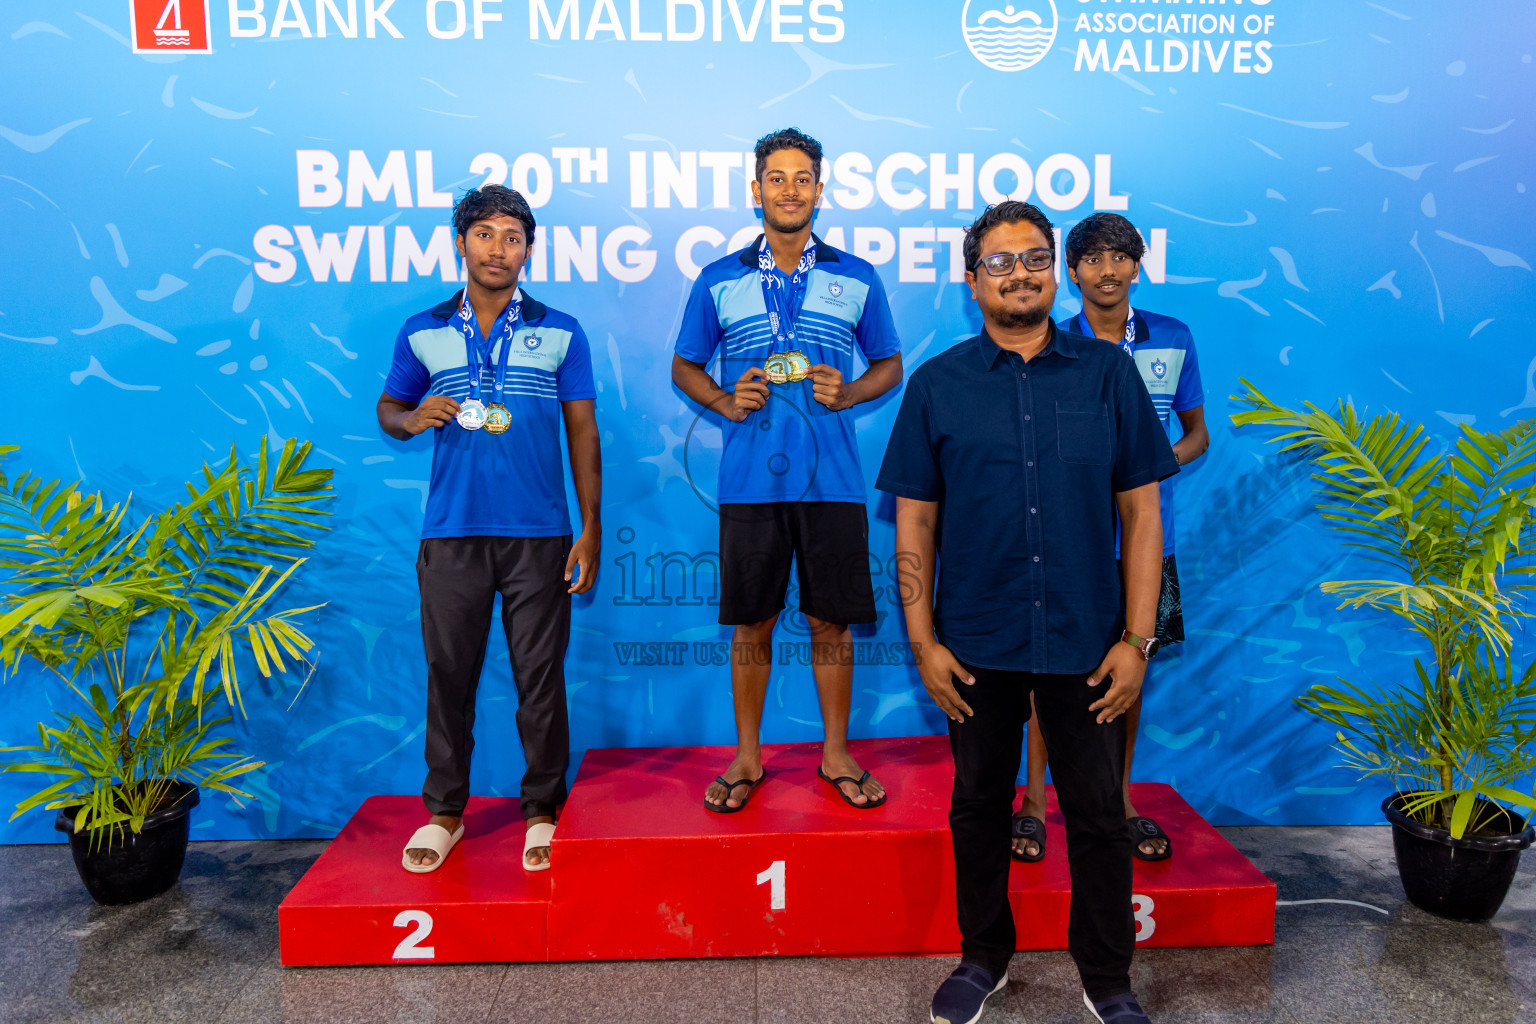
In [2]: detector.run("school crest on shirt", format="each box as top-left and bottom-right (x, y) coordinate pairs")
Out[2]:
(828, 281), (843, 298)
(1151, 359), (1167, 379)
(524, 334), (542, 351)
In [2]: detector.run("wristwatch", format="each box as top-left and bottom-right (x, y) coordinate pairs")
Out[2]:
(1120, 629), (1160, 661)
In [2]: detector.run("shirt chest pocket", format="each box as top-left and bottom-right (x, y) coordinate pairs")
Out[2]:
(1055, 401), (1111, 465)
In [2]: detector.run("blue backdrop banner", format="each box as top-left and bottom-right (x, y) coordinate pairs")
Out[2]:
(2, 0), (1533, 841)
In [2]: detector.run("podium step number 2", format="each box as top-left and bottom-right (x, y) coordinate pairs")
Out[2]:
(393, 910), (435, 960)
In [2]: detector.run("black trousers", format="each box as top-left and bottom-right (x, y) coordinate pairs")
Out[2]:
(418, 535), (572, 821)
(948, 666), (1135, 1001)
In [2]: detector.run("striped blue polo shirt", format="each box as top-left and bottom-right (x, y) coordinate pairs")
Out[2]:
(384, 289), (596, 539)
(674, 235), (901, 505)
(1064, 307), (1204, 555)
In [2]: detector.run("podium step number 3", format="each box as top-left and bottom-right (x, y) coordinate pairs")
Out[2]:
(1134, 894), (1156, 942)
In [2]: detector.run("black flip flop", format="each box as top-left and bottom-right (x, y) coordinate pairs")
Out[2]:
(703, 772), (765, 814)
(1128, 816), (1172, 861)
(1010, 813), (1047, 863)
(816, 767), (887, 809)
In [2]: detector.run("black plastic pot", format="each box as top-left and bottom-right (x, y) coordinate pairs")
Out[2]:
(1383, 792), (1534, 922)
(54, 782), (200, 906)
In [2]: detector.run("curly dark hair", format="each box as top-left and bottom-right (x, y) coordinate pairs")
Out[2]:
(962, 201), (1056, 271)
(1064, 213), (1146, 268)
(754, 127), (823, 182)
(452, 184), (536, 243)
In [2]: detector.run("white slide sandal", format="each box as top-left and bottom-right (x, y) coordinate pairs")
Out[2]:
(401, 823), (465, 874)
(523, 821), (555, 872)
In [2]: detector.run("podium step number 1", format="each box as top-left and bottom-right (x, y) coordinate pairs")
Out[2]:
(743, 866), (1152, 938)
(757, 860), (786, 911)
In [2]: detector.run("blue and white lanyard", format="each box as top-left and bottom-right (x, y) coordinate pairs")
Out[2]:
(758, 235), (817, 350)
(1077, 309), (1137, 357)
(457, 290), (522, 404)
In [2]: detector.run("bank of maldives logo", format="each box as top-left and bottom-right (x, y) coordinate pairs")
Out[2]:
(130, 0), (213, 54)
(961, 0), (1058, 72)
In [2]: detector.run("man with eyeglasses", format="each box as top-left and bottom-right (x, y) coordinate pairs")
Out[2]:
(877, 201), (1176, 1024)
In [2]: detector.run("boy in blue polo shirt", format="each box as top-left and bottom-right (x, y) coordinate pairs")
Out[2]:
(376, 185), (601, 874)
(671, 128), (904, 812)
(1012, 212), (1209, 864)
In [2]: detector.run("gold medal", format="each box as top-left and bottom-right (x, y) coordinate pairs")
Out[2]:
(484, 403), (511, 435)
(764, 353), (790, 385)
(785, 350), (810, 382)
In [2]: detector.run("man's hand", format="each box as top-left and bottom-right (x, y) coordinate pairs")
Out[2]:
(809, 364), (849, 411)
(731, 367), (769, 422)
(915, 638), (975, 723)
(565, 531), (600, 594)
(1087, 640), (1147, 724)
(403, 395), (461, 435)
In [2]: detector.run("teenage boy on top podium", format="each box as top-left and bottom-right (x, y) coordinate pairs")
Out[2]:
(670, 128), (904, 813)
(375, 184), (602, 874)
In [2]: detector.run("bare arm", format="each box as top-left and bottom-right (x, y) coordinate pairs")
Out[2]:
(376, 391), (459, 441)
(671, 353), (766, 424)
(895, 495), (976, 722)
(894, 496), (940, 642)
(1087, 480), (1162, 723)
(1173, 405), (1209, 466)
(561, 399), (601, 595)
(810, 352), (904, 412)
(1117, 481), (1162, 640)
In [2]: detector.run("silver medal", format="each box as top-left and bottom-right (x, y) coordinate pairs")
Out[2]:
(457, 398), (487, 431)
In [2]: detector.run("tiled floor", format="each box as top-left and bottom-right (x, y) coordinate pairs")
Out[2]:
(1, 826), (1531, 1023)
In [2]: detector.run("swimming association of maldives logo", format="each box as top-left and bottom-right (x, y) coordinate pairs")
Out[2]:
(961, 0), (1058, 73)
(130, 0), (213, 54)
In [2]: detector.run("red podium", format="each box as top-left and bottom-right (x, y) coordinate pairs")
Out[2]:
(279, 736), (1274, 966)
(279, 797), (551, 966)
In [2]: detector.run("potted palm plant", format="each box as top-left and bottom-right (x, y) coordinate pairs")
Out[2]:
(1232, 382), (1536, 921)
(0, 438), (332, 905)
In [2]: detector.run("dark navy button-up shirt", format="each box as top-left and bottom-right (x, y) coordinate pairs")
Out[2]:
(876, 324), (1178, 674)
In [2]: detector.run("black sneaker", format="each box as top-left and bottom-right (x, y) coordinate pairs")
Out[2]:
(930, 963), (1006, 1024)
(1084, 990), (1153, 1023)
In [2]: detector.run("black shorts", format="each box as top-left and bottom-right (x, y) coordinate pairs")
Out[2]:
(1117, 553), (1184, 647)
(1154, 553), (1185, 647)
(718, 501), (877, 627)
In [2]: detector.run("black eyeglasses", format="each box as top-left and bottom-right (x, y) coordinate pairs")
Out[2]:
(974, 249), (1054, 276)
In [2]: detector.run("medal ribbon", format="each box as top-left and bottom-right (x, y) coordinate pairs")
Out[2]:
(758, 234), (818, 352)
(1076, 308), (1136, 357)
(457, 290), (523, 404)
